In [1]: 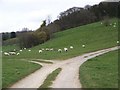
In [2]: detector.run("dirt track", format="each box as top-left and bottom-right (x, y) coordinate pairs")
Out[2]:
(10, 46), (119, 88)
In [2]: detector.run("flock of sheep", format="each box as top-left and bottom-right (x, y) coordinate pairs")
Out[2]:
(2, 45), (86, 56)
(2, 39), (120, 56)
(2, 39), (119, 56)
(101, 22), (117, 28)
(1, 22), (119, 56)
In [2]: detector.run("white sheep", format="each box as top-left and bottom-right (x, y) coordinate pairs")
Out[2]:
(24, 48), (26, 50)
(101, 22), (103, 24)
(64, 48), (68, 52)
(13, 49), (16, 51)
(28, 50), (31, 52)
(58, 49), (62, 53)
(39, 50), (42, 53)
(70, 46), (73, 49)
(9, 52), (16, 55)
(82, 45), (85, 48)
(117, 41), (119, 44)
(110, 23), (112, 26)
(4, 52), (10, 56)
(42, 48), (44, 50)
(46, 48), (49, 51)
(113, 25), (116, 28)
(16, 53), (20, 55)
(20, 50), (22, 52)
(50, 48), (54, 51)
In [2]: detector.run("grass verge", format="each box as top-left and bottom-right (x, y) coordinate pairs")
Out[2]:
(79, 50), (118, 88)
(32, 59), (53, 64)
(2, 59), (42, 88)
(39, 68), (62, 88)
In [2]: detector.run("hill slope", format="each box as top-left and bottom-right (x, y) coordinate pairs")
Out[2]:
(3, 18), (119, 60)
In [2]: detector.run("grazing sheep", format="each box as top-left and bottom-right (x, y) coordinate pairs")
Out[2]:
(64, 48), (68, 52)
(50, 48), (54, 51)
(9, 52), (16, 55)
(0, 51), (2, 53)
(117, 41), (119, 44)
(82, 45), (85, 48)
(13, 49), (16, 51)
(24, 48), (26, 50)
(58, 49), (62, 53)
(70, 46), (73, 49)
(4, 52), (10, 56)
(28, 50), (31, 52)
(113, 25), (116, 27)
(101, 22), (103, 24)
(42, 48), (44, 50)
(110, 23), (112, 26)
(46, 48), (49, 51)
(39, 50), (42, 53)
(20, 50), (22, 52)
(114, 22), (116, 25)
(16, 53), (20, 55)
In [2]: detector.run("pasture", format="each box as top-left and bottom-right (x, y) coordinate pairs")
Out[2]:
(2, 18), (119, 88)
(2, 59), (42, 88)
(79, 50), (118, 88)
(2, 18), (119, 60)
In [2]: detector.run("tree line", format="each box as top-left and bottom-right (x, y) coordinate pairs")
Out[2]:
(51, 2), (119, 31)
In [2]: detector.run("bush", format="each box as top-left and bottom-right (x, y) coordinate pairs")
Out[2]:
(18, 31), (48, 49)
(18, 33), (38, 48)
(34, 31), (47, 43)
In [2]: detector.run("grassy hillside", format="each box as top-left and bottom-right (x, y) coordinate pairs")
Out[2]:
(2, 18), (119, 88)
(79, 50), (118, 88)
(2, 18), (118, 60)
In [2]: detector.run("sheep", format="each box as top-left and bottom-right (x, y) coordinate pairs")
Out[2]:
(4, 52), (10, 56)
(42, 48), (44, 50)
(28, 50), (31, 52)
(113, 25), (116, 28)
(20, 50), (22, 52)
(13, 49), (16, 51)
(9, 52), (16, 55)
(0, 51), (2, 53)
(39, 50), (42, 53)
(46, 48), (49, 51)
(58, 49), (62, 53)
(110, 23), (112, 26)
(82, 45), (85, 48)
(117, 41), (119, 44)
(16, 53), (20, 55)
(64, 48), (68, 52)
(24, 48), (26, 50)
(70, 46), (73, 49)
(50, 48), (54, 51)
(101, 22), (103, 24)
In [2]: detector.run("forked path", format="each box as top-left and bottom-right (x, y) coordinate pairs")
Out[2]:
(10, 46), (119, 88)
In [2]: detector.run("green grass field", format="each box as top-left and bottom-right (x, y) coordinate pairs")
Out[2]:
(79, 50), (118, 88)
(2, 18), (119, 60)
(2, 59), (42, 88)
(2, 18), (119, 88)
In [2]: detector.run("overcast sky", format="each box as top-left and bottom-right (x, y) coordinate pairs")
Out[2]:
(0, 0), (105, 33)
